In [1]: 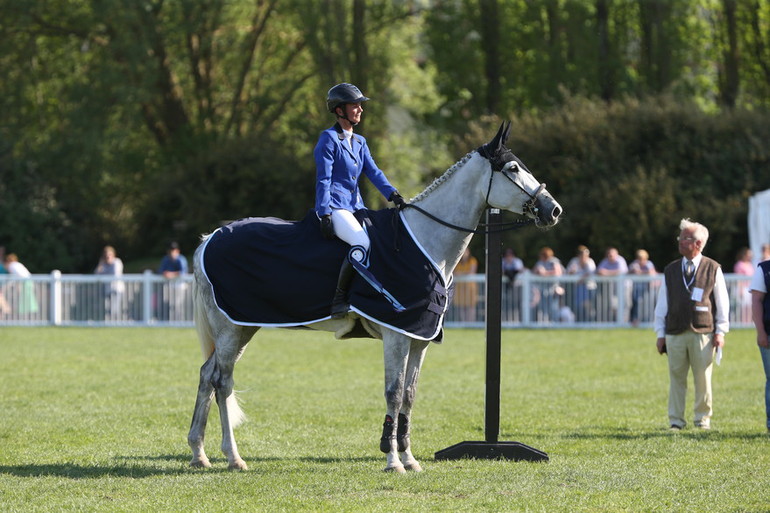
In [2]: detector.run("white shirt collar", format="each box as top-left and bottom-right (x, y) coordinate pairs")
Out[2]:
(683, 254), (703, 267)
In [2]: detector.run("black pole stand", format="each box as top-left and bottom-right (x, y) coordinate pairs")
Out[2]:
(434, 208), (548, 463)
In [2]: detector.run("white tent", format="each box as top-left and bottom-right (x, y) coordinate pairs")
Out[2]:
(749, 188), (770, 265)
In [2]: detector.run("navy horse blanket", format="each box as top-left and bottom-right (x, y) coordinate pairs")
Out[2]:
(201, 209), (449, 341)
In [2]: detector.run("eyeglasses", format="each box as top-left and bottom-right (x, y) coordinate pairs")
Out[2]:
(676, 236), (696, 242)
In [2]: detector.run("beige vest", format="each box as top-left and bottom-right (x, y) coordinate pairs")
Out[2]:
(664, 256), (719, 334)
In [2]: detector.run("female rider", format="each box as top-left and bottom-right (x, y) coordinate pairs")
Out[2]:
(314, 83), (404, 318)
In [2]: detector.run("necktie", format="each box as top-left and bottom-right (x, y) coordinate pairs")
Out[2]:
(685, 260), (694, 280)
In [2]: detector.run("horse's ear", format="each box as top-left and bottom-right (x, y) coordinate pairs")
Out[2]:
(484, 122), (505, 152)
(501, 121), (512, 146)
(479, 120), (512, 160)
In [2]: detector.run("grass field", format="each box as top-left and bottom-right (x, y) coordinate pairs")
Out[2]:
(1, 327), (769, 512)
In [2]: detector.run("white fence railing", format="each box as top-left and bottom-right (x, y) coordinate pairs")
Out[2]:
(0, 271), (755, 329)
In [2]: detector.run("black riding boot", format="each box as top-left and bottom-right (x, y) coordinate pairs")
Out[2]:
(331, 258), (355, 319)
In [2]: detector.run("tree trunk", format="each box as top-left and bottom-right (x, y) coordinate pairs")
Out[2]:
(719, 0), (740, 108)
(596, 0), (614, 101)
(478, 0), (501, 114)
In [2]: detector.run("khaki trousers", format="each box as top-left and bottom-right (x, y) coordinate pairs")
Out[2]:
(666, 331), (715, 428)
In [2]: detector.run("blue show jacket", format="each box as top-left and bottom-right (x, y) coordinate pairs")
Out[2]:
(314, 124), (397, 217)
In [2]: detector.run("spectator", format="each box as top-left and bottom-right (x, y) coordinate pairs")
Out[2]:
(596, 247), (628, 276)
(654, 218), (729, 430)
(596, 247), (629, 322)
(502, 248), (524, 283)
(566, 245), (597, 322)
(158, 242), (189, 321)
(159, 242), (188, 278)
(4, 253), (38, 316)
(629, 249), (657, 326)
(454, 247), (479, 322)
(502, 248), (524, 322)
(95, 245), (125, 320)
(0, 246), (8, 316)
(750, 258), (770, 432)
(734, 247), (755, 322)
(750, 257), (770, 432)
(734, 247), (754, 275)
(532, 246), (563, 322)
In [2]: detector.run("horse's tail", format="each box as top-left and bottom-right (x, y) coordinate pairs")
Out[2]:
(192, 275), (215, 361)
(193, 236), (214, 361)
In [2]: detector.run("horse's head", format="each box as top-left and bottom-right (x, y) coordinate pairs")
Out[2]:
(477, 122), (562, 228)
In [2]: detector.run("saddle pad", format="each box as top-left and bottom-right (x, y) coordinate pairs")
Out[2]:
(201, 209), (449, 341)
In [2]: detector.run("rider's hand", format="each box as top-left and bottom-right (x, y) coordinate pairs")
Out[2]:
(389, 191), (406, 209)
(320, 214), (335, 240)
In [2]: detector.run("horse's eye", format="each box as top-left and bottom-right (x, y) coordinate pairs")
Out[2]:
(503, 161), (518, 173)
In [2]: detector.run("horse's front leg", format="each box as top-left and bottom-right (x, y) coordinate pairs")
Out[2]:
(380, 332), (424, 473)
(397, 339), (430, 472)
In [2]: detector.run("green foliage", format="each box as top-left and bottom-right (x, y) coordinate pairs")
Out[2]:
(480, 95), (770, 268)
(1, 327), (770, 511)
(1, 1), (770, 272)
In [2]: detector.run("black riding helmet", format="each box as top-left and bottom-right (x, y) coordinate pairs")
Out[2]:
(326, 83), (370, 114)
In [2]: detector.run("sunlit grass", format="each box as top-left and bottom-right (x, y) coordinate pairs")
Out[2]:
(1, 327), (768, 512)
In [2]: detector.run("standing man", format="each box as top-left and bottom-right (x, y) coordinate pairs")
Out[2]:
(750, 257), (770, 432)
(654, 218), (729, 430)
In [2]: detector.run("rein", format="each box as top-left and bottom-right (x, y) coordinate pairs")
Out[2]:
(400, 203), (534, 235)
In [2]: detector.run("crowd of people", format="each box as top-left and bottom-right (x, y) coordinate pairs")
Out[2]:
(0, 242), (191, 322)
(452, 241), (770, 326)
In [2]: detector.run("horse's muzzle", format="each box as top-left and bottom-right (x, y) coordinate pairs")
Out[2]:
(535, 191), (562, 227)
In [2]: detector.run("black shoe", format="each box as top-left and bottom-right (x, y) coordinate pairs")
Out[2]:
(669, 424), (682, 431)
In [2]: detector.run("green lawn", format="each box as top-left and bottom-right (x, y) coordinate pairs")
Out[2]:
(1, 327), (768, 512)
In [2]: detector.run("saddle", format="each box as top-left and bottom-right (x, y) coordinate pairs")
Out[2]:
(201, 209), (449, 341)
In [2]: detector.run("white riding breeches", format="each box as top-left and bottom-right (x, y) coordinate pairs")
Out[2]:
(331, 209), (370, 254)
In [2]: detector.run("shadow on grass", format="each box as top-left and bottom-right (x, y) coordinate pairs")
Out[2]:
(120, 454), (383, 465)
(0, 454), (384, 479)
(555, 426), (770, 441)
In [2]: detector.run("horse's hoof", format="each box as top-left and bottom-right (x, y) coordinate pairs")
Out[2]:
(228, 459), (248, 471)
(404, 462), (423, 472)
(383, 465), (407, 474)
(190, 457), (212, 468)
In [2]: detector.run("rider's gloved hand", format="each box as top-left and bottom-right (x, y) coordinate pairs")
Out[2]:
(389, 191), (406, 209)
(320, 214), (335, 240)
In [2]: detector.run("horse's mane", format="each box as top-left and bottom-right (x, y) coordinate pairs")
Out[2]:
(410, 151), (476, 203)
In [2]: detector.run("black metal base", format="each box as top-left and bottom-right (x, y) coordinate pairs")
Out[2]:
(435, 441), (548, 462)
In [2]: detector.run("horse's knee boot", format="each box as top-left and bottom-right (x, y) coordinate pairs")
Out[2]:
(397, 413), (410, 452)
(380, 414), (396, 453)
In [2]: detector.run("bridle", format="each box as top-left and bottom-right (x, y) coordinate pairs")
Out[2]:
(400, 153), (546, 235)
(485, 160), (546, 221)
